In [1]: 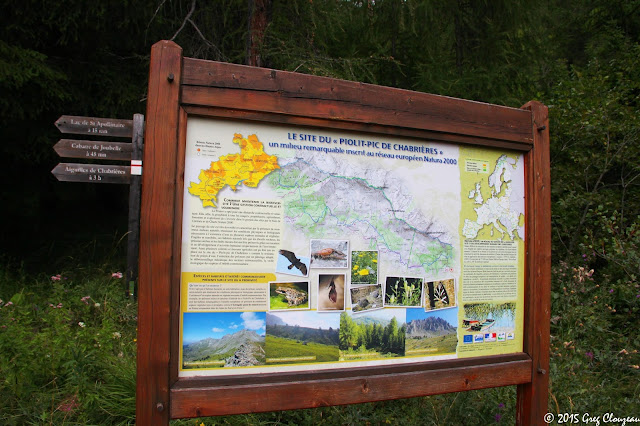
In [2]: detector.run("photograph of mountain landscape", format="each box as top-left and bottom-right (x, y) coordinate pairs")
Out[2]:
(265, 311), (340, 364)
(339, 308), (406, 361)
(405, 307), (458, 356)
(181, 312), (266, 370)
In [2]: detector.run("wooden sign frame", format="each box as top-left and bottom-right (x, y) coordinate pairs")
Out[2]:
(137, 40), (550, 425)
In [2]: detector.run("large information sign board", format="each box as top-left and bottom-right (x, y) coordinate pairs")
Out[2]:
(137, 41), (550, 425)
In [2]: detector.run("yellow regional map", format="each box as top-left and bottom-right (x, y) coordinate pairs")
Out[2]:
(188, 133), (279, 207)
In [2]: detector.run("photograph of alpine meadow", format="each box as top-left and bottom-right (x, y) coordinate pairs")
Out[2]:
(2, 1), (639, 424)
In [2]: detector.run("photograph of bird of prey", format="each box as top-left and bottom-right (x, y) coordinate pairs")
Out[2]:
(276, 249), (310, 277)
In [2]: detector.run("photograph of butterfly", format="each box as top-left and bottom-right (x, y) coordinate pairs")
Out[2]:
(424, 279), (457, 311)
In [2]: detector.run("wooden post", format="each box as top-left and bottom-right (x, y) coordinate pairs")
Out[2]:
(136, 40), (183, 425)
(126, 113), (144, 298)
(516, 101), (551, 425)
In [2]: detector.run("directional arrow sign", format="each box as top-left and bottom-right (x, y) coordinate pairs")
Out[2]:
(51, 163), (131, 184)
(54, 139), (133, 161)
(55, 115), (133, 138)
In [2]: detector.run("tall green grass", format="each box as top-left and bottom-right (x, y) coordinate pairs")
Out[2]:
(2, 249), (638, 425)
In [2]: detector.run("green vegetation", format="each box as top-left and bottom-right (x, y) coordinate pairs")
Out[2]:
(406, 334), (458, 356)
(267, 322), (338, 346)
(339, 312), (405, 357)
(463, 302), (516, 323)
(2, 0), (640, 423)
(0, 262), (137, 424)
(265, 335), (339, 363)
(269, 283), (309, 310)
(385, 277), (422, 307)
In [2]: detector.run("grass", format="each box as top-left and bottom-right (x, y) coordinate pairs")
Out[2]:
(406, 333), (458, 356)
(1, 253), (638, 425)
(265, 335), (339, 363)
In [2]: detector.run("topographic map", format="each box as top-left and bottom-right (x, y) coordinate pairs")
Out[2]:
(185, 121), (459, 278)
(461, 154), (525, 240)
(266, 154), (455, 276)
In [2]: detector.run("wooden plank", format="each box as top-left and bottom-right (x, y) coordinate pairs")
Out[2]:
(516, 101), (551, 425)
(136, 40), (183, 426)
(51, 162), (130, 184)
(55, 115), (133, 138)
(182, 58), (533, 144)
(53, 139), (132, 161)
(170, 107), (188, 386)
(183, 105), (533, 152)
(182, 85), (532, 145)
(170, 355), (532, 418)
(126, 114), (144, 298)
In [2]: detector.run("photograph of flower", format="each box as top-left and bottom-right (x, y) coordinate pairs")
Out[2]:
(350, 250), (378, 285)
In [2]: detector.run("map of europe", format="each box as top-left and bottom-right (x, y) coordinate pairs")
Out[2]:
(462, 154), (524, 240)
(188, 133), (280, 207)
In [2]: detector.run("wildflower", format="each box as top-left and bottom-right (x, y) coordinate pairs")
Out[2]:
(619, 349), (629, 355)
(498, 403), (505, 408)
(630, 365), (640, 369)
(81, 295), (91, 305)
(94, 302), (100, 307)
(585, 351), (594, 360)
(78, 322), (86, 328)
(51, 274), (62, 281)
(57, 395), (79, 413)
(112, 331), (121, 339)
(495, 413), (502, 422)
(112, 272), (123, 279)
(353, 265), (358, 270)
(4, 301), (13, 307)
(609, 289), (614, 293)
(358, 269), (369, 276)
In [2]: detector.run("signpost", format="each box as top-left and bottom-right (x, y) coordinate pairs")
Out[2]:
(54, 115), (134, 138)
(51, 163), (131, 184)
(53, 139), (133, 161)
(52, 114), (144, 297)
(137, 41), (551, 425)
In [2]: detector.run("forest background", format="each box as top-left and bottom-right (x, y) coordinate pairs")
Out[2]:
(1, 0), (639, 424)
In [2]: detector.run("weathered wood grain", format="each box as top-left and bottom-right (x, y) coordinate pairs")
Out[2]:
(55, 115), (133, 138)
(136, 40), (183, 425)
(51, 162), (130, 184)
(53, 139), (133, 161)
(170, 354), (532, 418)
(126, 114), (144, 298)
(182, 58), (533, 145)
(516, 101), (551, 426)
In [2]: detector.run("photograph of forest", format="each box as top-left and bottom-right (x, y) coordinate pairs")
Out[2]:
(339, 309), (406, 360)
